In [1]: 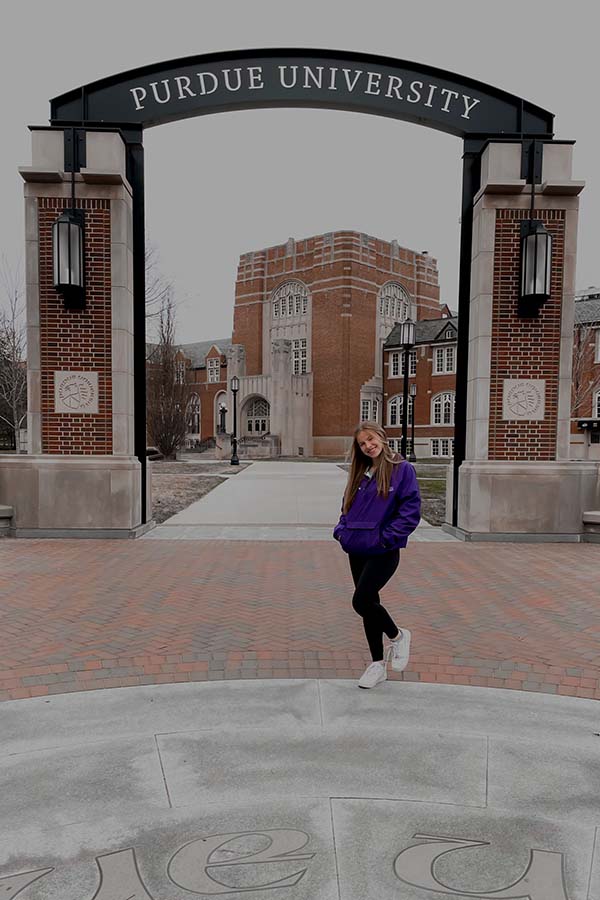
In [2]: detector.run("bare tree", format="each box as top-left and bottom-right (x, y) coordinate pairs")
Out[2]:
(0, 258), (26, 450)
(146, 291), (189, 459)
(572, 322), (600, 416)
(145, 239), (174, 326)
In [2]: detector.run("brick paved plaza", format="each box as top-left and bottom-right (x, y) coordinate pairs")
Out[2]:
(1, 538), (599, 701)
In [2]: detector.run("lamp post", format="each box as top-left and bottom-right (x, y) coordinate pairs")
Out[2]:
(218, 402), (227, 434)
(399, 319), (415, 459)
(409, 383), (417, 463)
(230, 376), (239, 466)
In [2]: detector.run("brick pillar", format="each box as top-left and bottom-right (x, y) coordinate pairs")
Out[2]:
(450, 142), (598, 539)
(0, 129), (143, 536)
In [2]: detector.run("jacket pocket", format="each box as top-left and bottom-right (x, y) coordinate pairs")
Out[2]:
(340, 521), (382, 555)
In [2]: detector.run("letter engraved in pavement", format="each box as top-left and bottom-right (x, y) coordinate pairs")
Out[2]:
(0, 867), (53, 898)
(168, 829), (315, 894)
(91, 849), (155, 900)
(394, 833), (570, 900)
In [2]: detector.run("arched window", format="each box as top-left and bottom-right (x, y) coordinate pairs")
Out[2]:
(432, 392), (455, 425)
(594, 391), (600, 418)
(245, 398), (270, 434)
(187, 394), (200, 434)
(378, 282), (410, 322)
(388, 395), (414, 427)
(272, 281), (309, 319)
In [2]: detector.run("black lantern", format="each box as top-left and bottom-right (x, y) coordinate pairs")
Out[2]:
(399, 318), (416, 348)
(53, 209), (85, 308)
(519, 220), (552, 317)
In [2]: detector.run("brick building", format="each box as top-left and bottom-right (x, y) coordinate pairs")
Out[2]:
(177, 230), (448, 456)
(172, 232), (598, 463)
(571, 287), (600, 459)
(383, 314), (458, 459)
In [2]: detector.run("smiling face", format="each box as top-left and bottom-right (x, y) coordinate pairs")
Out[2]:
(356, 429), (384, 460)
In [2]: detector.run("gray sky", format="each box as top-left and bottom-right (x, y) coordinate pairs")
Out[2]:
(1, 0), (598, 343)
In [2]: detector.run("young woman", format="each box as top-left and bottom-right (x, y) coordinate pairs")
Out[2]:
(333, 421), (421, 689)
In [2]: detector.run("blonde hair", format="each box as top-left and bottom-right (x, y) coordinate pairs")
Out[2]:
(342, 421), (401, 514)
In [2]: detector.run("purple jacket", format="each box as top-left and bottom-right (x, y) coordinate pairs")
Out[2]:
(333, 461), (421, 555)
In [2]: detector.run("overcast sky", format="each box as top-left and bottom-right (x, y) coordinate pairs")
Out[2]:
(1, 0), (598, 343)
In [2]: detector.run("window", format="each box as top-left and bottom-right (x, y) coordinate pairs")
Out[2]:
(596, 329), (600, 364)
(445, 328), (455, 340)
(388, 395), (414, 426)
(292, 339), (307, 374)
(360, 398), (379, 422)
(595, 391), (600, 418)
(207, 358), (220, 383)
(246, 398), (270, 434)
(187, 394), (200, 434)
(404, 350), (417, 377)
(389, 350), (416, 377)
(388, 438), (413, 454)
(272, 281), (309, 319)
(378, 282), (410, 322)
(175, 359), (186, 385)
(432, 392), (455, 425)
(434, 346), (455, 374)
(431, 438), (454, 457)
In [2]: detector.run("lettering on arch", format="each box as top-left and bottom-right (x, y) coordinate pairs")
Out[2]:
(50, 49), (554, 140)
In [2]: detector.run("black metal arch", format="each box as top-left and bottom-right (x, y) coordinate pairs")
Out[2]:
(50, 47), (554, 139)
(47, 50), (556, 528)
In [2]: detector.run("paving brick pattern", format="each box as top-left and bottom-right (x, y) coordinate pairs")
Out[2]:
(1, 539), (599, 701)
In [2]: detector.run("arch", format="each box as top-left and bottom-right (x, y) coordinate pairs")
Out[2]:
(50, 48), (553, 139)
(214, 390), (227, 434)
(271, 280), (309, 320)
(378, 281), (412, 323)
(242, 396), (270, 435)
(45, 49), (556, 530)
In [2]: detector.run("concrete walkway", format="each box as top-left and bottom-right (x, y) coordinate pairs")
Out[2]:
(146, 460), (458, 541)
(3, 678), (600, 899)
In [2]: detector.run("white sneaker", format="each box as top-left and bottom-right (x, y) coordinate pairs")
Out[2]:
(387, 629), (411, 672)
(358, 660), (387, 689)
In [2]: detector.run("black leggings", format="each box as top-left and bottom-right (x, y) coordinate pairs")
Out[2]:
(349, 550), (400, 662)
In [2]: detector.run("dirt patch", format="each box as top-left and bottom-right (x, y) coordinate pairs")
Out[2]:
(150, 462), (250, 524)
(420, 498), (447, 527)
(151, 461), (249, 476)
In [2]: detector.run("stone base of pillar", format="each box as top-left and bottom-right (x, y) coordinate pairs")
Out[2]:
(0, 454), (145, 537)
(214, 434), (232, 460)
(443, 460), (599, 541)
